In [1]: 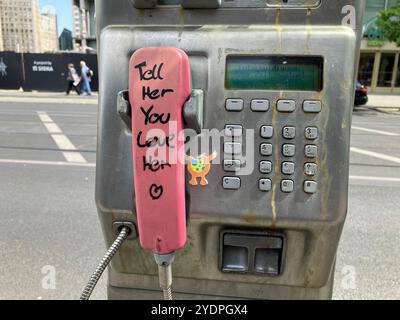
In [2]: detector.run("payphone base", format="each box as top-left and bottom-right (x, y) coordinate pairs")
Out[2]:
(106, 264), (335, 300)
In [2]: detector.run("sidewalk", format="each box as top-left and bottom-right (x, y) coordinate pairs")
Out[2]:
(0, 90), (98, 105)
(366, 94), (400, 110)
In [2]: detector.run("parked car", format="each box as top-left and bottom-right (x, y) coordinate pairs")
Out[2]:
(354, 82), (368, 106)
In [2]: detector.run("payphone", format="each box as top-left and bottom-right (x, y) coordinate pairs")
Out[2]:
(93, 0), (365, 299)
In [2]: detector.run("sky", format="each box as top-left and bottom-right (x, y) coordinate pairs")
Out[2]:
(39, 0), (73, 36)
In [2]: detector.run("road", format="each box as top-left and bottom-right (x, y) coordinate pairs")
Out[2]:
(0, 101), (399, 300)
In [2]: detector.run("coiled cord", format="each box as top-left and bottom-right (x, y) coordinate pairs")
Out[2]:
(163, 287), (173, 300)
(80, 227), (130, 300)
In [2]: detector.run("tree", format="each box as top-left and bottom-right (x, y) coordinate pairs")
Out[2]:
(376, 0), (400, 46)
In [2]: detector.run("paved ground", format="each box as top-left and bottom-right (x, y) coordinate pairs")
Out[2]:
(0, 102), (104, 300)
(0, 99), (399, 300)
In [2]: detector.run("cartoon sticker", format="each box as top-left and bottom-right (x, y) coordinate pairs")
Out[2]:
(185, 152), (217, 186)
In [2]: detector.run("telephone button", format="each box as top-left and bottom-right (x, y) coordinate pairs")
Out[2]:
(224, 142), (242, 155)
(305, 145), (318, 158)
(303, 100), (322, 113)
(260, 126), (274, 139)
(282, 144), (296, 157)
(304, 163), (317, 176)
(277, 100), (296, 112)
(281, 162), (295, 175)
(224, 160), (241, 172)
(226, 99), (244, 111)
(251, 99), (270, 112)
(282, 126), (296, 139)
(225, 125), (243, 137)
(223, 177), (241, 190)
(260, 143), (273, 156)
(281, 180), (294, 193)
(304, 180), (318, 194)
(305, 127), (318, 140)
(259, 179), (272, 192)
(259, 161), (273, 174)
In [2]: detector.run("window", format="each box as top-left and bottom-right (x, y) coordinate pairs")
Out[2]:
(358, 53), (376, 86)
(365, 0), (386, 23)
(378, 53), (396, 87)
(387, 0), (397, 8)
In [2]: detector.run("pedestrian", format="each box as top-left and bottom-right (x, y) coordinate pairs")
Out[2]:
(66, 63), (81, 95)
(80, 60), (93, 96)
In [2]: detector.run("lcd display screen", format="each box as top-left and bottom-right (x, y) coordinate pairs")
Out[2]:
(226, 56), (323, 91)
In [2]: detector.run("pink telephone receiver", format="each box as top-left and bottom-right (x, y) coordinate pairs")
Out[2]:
(129, 47), (191, 255)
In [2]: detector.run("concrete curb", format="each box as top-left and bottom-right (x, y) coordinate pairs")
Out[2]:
(0, 96), (98, 105)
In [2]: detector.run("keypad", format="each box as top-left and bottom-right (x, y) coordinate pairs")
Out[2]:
(223, 98), (321, 195)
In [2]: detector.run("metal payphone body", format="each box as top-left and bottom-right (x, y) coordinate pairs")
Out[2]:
(95, 0), (365, 299)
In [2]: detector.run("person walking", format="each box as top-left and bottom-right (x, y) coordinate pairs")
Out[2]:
(80, 60), (93, 96)
(66, 63), (81, 95)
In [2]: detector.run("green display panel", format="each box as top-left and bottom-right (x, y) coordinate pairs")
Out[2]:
(226, 56), (324, 91)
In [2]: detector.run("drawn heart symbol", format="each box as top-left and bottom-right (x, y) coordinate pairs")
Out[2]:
(149, 184), (163, 200)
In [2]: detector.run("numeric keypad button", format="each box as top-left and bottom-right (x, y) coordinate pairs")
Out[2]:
(281, 180), (294, 193)
(282, 144), (295, 157)
(259, 179), (272, 192)
(260, 143), (273, 156)
(261, 126), (274, 139)
(305, 127), (318, 140)
(259, 161), (272, 174)
(304, 181), (317, 194)
(282, 162), (295, 175)
(304, 163), (317, 176)
(282, 126), (296, 139)
(305, 145), (318, 158)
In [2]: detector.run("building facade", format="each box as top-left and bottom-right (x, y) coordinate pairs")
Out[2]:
(40, 13), (58, 52)
(0, 14), (4, 51)
(59, 28), (73, 51)
(0, 0), (41, 52)
(0, 0), (58, 53)
(359, 0), (400, 93)
(72, 0), (96, 52)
